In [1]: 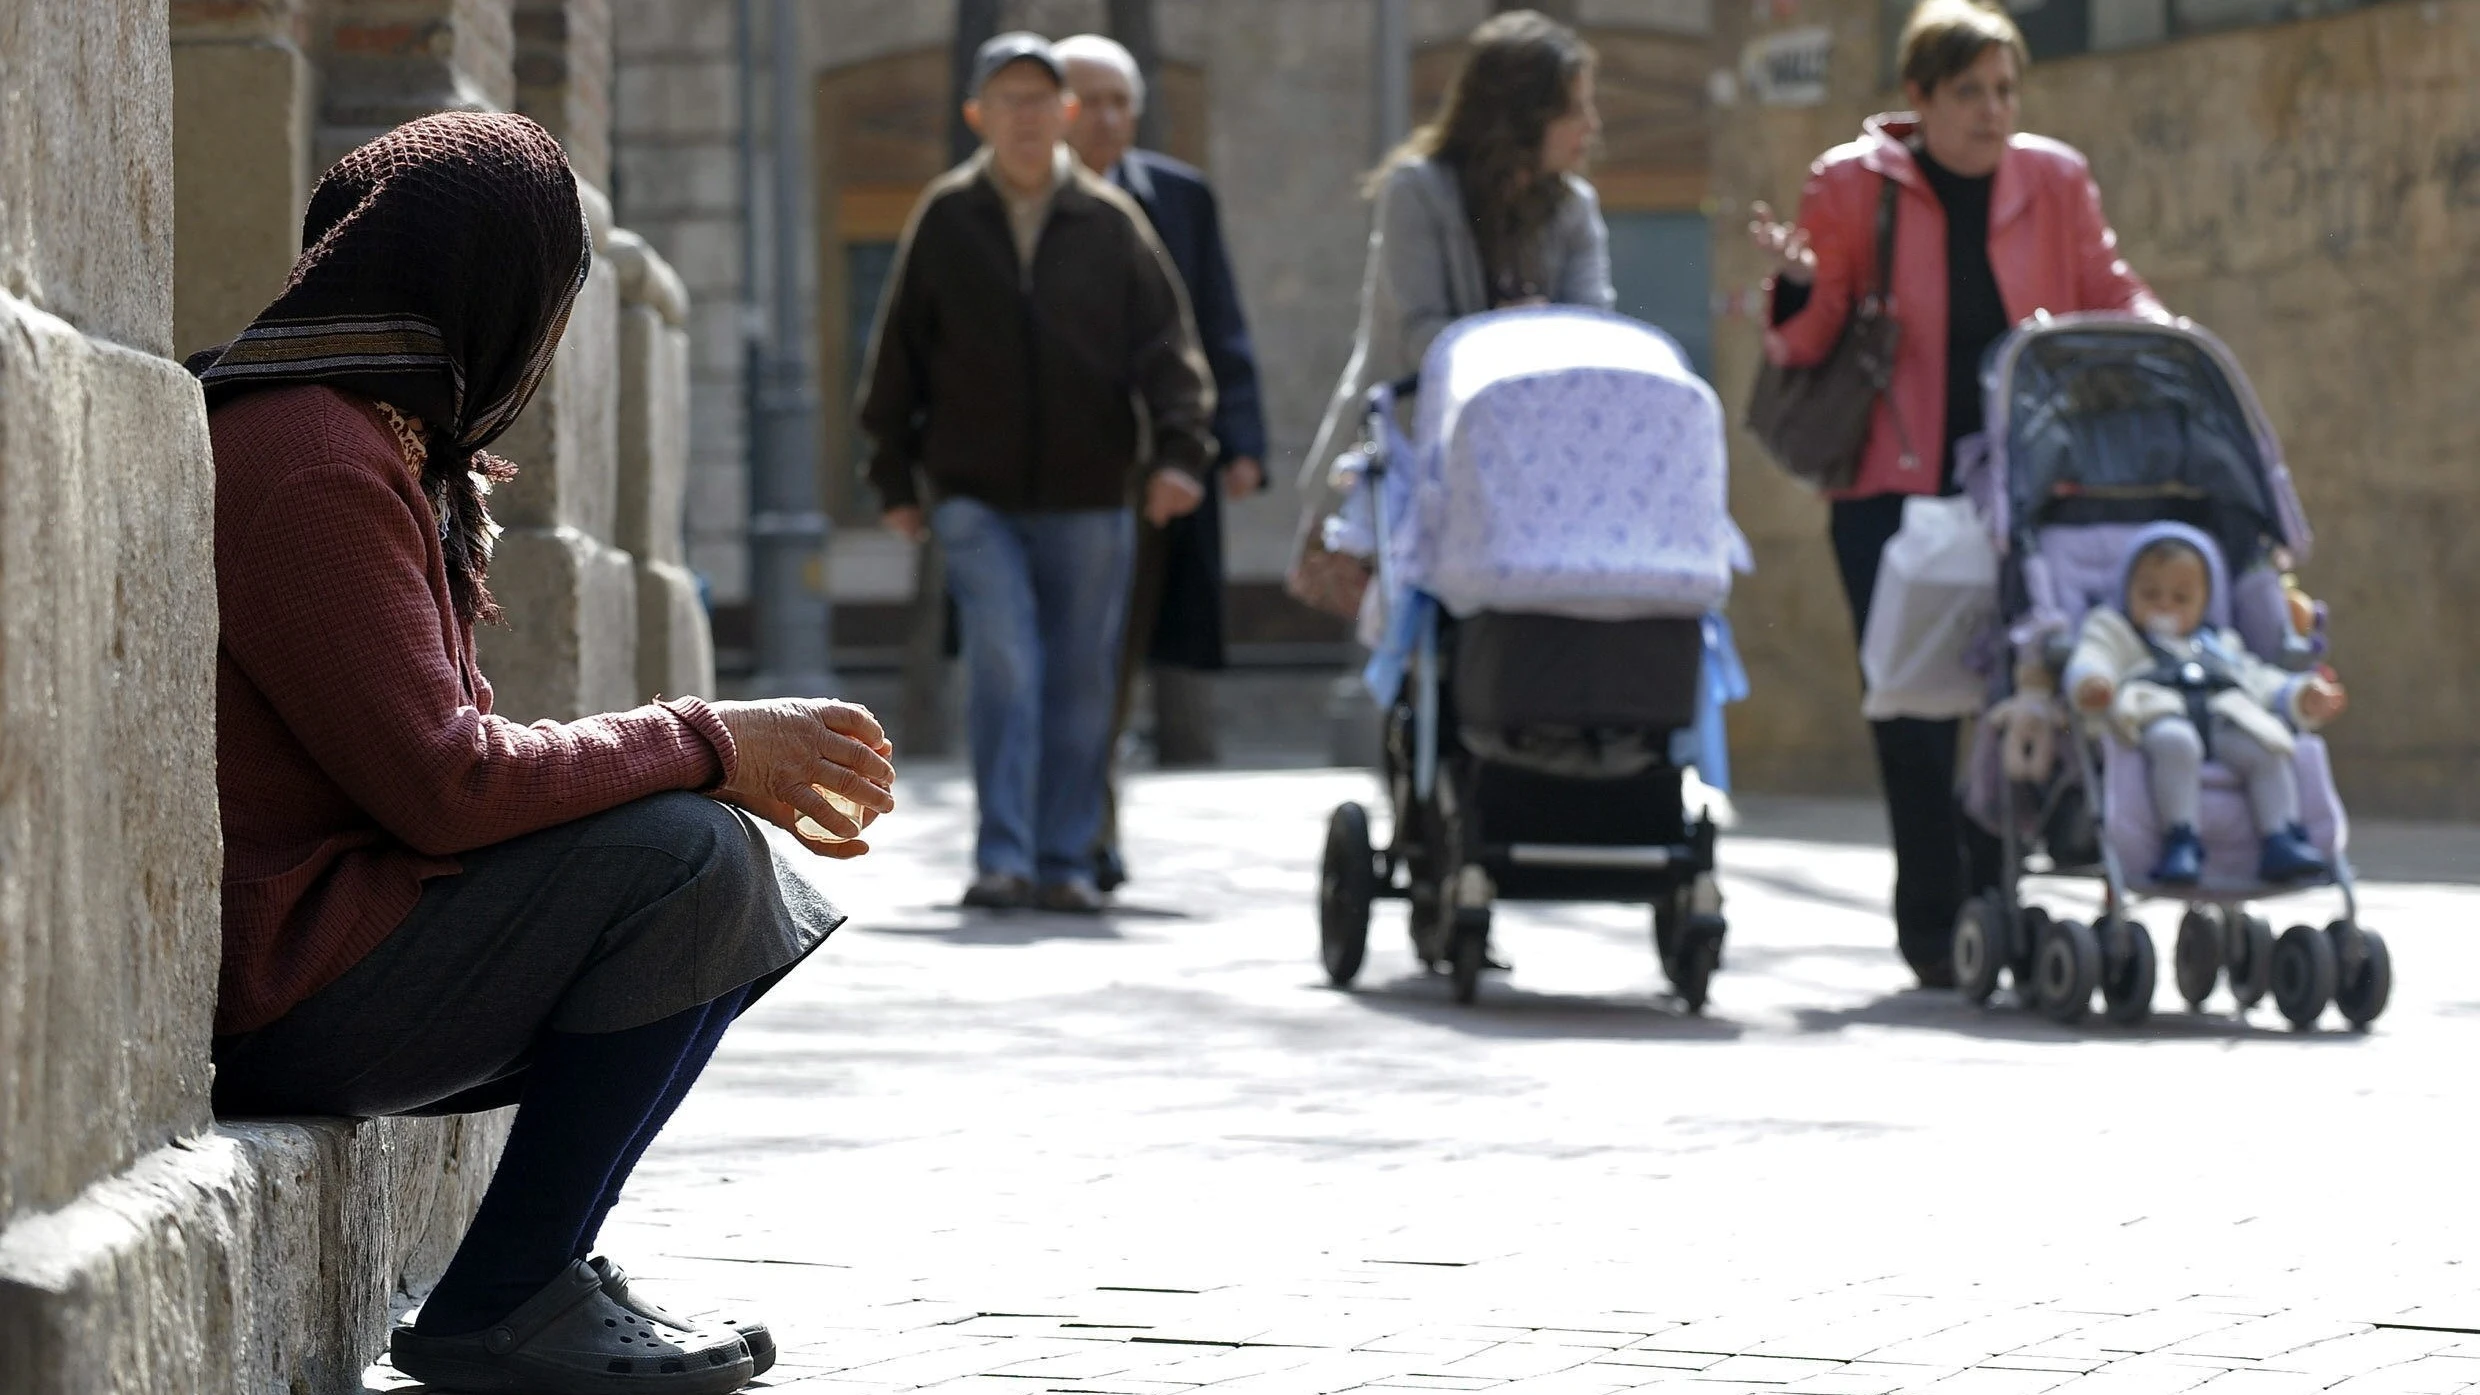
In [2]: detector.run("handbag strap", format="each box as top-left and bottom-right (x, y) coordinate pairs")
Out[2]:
(1866, 174), (1899, 309)
(1865, 173), (1923, 472)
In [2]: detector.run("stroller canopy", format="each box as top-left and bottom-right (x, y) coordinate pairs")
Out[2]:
(1395, 306), (1741, 621)
(1986, 316), (2311, 569)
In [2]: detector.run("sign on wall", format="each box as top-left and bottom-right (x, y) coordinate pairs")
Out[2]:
(1741, 26), (1833, 106)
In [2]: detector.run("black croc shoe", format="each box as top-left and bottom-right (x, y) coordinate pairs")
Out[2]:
(391, 1260), (753, 1394)
(590, 1255), (776, 1378)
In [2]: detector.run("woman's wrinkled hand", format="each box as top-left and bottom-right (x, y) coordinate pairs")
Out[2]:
(1747, 201), (1816, 286)
(708, 698), (897, 859)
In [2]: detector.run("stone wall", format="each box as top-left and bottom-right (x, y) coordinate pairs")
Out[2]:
(2, 1), (718, 1391)
(1708, 0), (2480, 815)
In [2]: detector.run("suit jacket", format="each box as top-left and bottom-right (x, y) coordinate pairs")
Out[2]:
(1112, 149), (1267, 668)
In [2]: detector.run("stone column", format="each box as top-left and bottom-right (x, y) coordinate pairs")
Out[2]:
(473, 0), (644, 721)
(478, 180), (643, 720)
(611, 228), (720, 701)
(0, 0), (225, 1386)
(171, 0), (319, 360)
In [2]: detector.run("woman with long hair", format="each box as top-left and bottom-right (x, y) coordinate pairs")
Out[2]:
(1748, 0), (2163, 986)
(1288, 8), (1611, 612)
(194, 111), (895, 1393)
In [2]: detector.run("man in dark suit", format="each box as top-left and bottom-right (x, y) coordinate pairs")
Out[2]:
(1059, 34), (1269, 891)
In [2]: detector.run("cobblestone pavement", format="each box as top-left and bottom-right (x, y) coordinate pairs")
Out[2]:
(380, 768), (2480, 1394)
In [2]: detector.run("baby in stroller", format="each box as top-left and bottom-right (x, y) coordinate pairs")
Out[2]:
(1312, 305), (1750, 1011)
(1954, 313), (2390, 1032)
(2063, 526), (2347, 888)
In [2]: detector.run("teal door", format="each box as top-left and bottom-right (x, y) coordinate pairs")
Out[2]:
(1605, 209), (1712, 380)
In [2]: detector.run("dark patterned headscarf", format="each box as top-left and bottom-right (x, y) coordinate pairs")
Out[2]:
(190, 111), (591, 623)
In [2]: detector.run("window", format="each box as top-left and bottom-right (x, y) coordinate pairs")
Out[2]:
(1606, 210), (1714, 380)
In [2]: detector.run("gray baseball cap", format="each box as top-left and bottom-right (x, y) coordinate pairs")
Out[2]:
(970, 31), (1065, 94)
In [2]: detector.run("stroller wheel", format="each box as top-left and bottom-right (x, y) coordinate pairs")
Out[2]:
(1952, 894), (2007, 1006)
(2100, 918), (2157, 1025)
(1447, 908), (1491, 1005)
(1666, 914), (1725, 1014)
(2330, 921), (2392, 1030)
(1318, 804), (1377, 988)
(2010, 905), (2053, 1008)
(2271, 922), (2338, 1030)
(2228, 914), (2277, 1010)
(2034, 918), (2101, 1025)
(2174, 907), (2223, 1010)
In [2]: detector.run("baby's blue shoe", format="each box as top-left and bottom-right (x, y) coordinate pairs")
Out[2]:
(2150, 824), (2206, 886)
(2258, 823), (2330, 884)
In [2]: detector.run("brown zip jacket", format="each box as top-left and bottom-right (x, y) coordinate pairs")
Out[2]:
(858, 147), (1215, 513)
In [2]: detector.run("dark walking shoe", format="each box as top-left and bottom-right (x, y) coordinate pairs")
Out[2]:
(962, 873), (1032, 910)
(1094, 845), (1129, 893)
(2150, 823), (2206, 886)
(2259, 823), (2330, 884)
(392, 1260), (752, 1394)
(1036, 879), (1108, 914)
(589, 1256), (774, 1378)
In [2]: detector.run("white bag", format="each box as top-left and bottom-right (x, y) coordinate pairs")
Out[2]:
(1860, 494), (1997, 721)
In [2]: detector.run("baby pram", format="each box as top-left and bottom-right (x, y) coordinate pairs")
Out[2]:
(1953, 313), (2389, 1030)
(1314, 307), (1750, 1010)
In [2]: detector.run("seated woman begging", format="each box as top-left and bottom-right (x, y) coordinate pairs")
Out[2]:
(2063, 526), (2345, 887)
(193, 112), (894, 1395)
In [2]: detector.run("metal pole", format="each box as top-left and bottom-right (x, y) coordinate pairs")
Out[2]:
(1375, 0), (1410, 162)
(748, 0), (835, 696)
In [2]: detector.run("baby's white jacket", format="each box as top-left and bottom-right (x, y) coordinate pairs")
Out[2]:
(2063, 608), (2318, 757)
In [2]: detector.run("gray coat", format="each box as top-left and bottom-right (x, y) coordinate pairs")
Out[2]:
(1292, 158), (1616, 561)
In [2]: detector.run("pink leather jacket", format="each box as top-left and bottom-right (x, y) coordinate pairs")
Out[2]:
(1764, 114), (2165, 500)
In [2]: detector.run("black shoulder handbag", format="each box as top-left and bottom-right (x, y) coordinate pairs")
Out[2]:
(1744, 176), (1913, 493)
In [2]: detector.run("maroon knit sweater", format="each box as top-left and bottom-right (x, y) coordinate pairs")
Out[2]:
(213, 385), (739, 1035)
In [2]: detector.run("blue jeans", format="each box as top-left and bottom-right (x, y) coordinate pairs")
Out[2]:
(931, 498), (1135, 885)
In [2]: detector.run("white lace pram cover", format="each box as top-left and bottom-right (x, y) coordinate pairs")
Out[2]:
(1399, 307), (1742, 620)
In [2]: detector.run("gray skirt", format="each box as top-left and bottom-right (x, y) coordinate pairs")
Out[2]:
(213, 792), (842, 1118)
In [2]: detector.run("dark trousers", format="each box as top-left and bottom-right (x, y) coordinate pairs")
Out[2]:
(1830, 495), (2001, 970)
(214, 794), (838, 1330)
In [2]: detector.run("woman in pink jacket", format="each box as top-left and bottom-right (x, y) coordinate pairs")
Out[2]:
(1749, 0), (2163, 986)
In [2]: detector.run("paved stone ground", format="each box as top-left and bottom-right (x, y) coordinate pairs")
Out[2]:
(377, 767), (2480, 1394)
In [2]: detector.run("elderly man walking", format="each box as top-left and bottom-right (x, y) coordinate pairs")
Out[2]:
(860, 32), (1214, 912)
(1056, 33), (1269, 892)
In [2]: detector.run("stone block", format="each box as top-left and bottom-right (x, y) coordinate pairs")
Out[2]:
(514, 0), (613, 190)
(316, 0), (517, 166)
(638, 558), (718, 701)
(0, 291), (220, 1225)
(0, 1113), (508, 1395)
(0, 0), (178, 352)
(171, 32), (316, 359)
(477, 525), (642, 721)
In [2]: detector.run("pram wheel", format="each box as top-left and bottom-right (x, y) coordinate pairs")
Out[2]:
(2228, 914), (2276, 1009)
(2329, 921), (2391, 1030)
(2010, 905), (2052, 1008)
(1666, 914), (1725, 1015)
(1319, 804), (1377, 989)
(2100, 917), (2157, 1025)
(2272, 922), (2338, 1030)
(1448, 908), (1492, 1005)
(2034, 918), (2101, 1024)
(1952, 894), (2007, 1006)
(2174, 908), (2223, 1010)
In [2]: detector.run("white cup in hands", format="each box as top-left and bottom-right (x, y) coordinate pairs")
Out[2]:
(708, 698), (897, 860)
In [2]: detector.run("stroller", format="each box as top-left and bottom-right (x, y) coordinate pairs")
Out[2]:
(1314, 307), (1749, 1010)
(1951, 313), (2389, 1030)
